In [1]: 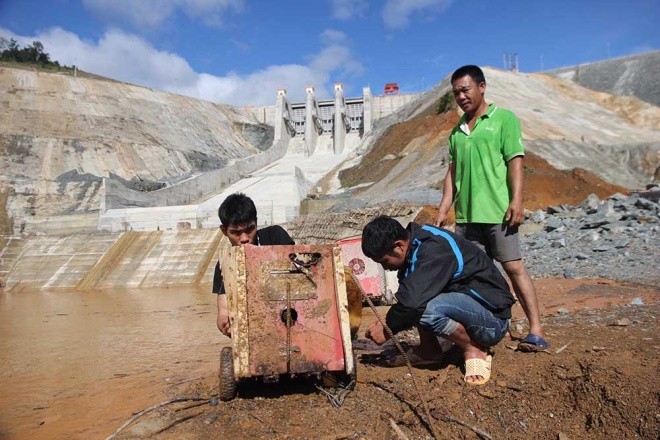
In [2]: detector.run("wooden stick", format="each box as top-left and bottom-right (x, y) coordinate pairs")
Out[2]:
(433, 413), (493, 440)
(152, 412), (200, 435)
(174, 400), (210, 412)
(389, 418), (411, 440)
(105, 397), (208, 440)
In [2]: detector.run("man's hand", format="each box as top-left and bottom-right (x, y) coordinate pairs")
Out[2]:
(217, 311), (231, 337)
(505, 199), (524, 227)
(217, 295), (231, 337)
(435, 164), (456, 227)
(365, 321), (389, 345)
(435, 210), (448, 227)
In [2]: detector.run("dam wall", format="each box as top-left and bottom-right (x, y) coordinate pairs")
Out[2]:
(1, 229), (223, 291)
(372, 93), (421, 120)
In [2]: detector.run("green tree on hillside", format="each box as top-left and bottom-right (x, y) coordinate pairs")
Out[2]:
(0, 38), (61, 67)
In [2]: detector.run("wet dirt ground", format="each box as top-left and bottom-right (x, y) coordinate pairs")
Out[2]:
(1, 279), (658, 440)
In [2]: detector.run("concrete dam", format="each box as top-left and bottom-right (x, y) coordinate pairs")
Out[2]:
(1, 75), (420, 290)
(1, 229), (222, 290)
(96, 84), (420, 233)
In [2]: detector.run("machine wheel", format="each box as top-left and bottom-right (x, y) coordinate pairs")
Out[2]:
(336, 349), (357, 390)
(218, 347), (237, 401)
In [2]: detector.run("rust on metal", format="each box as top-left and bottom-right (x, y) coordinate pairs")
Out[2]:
(259, 260), (317, 300)
(332, 245), (354, 375)
(222, 244), (352, 379)
(220, 245), (250, 377)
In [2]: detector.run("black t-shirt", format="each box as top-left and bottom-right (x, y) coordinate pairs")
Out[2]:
(212, 225), (295, 294)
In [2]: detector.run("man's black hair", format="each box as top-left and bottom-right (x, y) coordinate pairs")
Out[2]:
(361, 215), (409, 259)
(218, 193), (257, 226)
(451, 65), (486, 85)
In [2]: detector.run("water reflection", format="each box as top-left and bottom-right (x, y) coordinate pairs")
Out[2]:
(0, 286), (221, 439)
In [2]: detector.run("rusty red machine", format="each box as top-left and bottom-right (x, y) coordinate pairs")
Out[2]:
(218, 243), (355, 401)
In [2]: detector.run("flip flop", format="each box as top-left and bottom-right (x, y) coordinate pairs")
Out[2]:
(464, 355), (492, 386)
(518, 334), (550, 352)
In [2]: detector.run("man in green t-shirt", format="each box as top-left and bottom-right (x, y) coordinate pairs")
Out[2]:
(434, 65), (547, 352)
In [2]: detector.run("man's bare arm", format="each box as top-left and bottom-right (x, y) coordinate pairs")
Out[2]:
(435, 163), (456, 226)
(217, 293), (231, 336)
(505, 155), (524, 227)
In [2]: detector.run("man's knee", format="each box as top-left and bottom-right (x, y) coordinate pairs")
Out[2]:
(419, 311), (457, 336)
(470, 325), (506, 348)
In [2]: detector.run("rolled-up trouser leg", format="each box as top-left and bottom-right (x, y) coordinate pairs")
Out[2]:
(418, 292), (509, 348)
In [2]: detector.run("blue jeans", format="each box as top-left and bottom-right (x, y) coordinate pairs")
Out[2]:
(419, 292), (509, 348)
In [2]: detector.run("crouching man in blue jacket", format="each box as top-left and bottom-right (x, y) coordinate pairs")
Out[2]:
(362, 215), (515, 385)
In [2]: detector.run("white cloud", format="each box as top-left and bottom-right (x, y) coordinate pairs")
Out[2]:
(1, 27), (197, 90)
(0, 27), (363, 106)
(230, 38), (250, 52)
(82, 0), (244, 28)
(188, 65), (324, 107)
(320, 29), (349, 46)
(382, 0), (453, 30)
(331, 0), (369, 20)
(310, 44), (363, 78)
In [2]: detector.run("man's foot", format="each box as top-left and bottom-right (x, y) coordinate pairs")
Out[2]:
(517, 334), (549, 352)
(464, 355), (492, 386)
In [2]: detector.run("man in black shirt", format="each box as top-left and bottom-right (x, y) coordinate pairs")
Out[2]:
(213, 193), (294, 336)
(361, 216), (514, 386)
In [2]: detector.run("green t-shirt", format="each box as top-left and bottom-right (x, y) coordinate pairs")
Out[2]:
(449, 104), (524, 224)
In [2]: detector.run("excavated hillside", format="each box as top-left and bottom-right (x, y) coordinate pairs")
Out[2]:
(547, 50), (660, 107)
(337, 98), (628, 216)
(327, 66), (658, 213)
(0, 65), (272, 231)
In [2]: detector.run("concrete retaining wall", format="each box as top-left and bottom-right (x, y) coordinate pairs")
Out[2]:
(248, 105), (277, 126)
(98, 137), (292, 231)
(23, 213), (100, 235)
(372, 94), (421, 120)
(101, 137), (290, 212)
(1, 229), (221, 290)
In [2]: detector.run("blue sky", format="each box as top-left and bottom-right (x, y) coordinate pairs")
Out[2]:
(0, 0), (658, 106)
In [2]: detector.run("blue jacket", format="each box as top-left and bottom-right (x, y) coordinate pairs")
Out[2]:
(385, 223), (515, 334)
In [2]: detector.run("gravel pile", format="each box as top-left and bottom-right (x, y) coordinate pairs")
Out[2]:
(521, 189), (659, 285)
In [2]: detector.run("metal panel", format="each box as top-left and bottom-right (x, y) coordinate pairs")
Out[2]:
(243, 244), (346, 377)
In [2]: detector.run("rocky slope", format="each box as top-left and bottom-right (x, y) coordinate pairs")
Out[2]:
(521, 190), (659, 285)
(0, 65), (271, 229)
(547, 50), (660, 107)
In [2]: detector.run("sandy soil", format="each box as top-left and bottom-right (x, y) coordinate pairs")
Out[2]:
(107, 278), (659, 440)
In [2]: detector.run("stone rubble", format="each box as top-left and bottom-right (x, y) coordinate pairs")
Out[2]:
(521, 189), (659, 285)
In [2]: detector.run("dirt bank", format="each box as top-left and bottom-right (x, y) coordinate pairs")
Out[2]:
(103, 278), (658, 440)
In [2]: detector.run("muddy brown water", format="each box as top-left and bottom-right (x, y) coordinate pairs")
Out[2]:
(0, 286), (221, 440)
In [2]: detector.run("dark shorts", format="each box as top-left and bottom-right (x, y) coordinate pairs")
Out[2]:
(455, 223), (522, 263)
